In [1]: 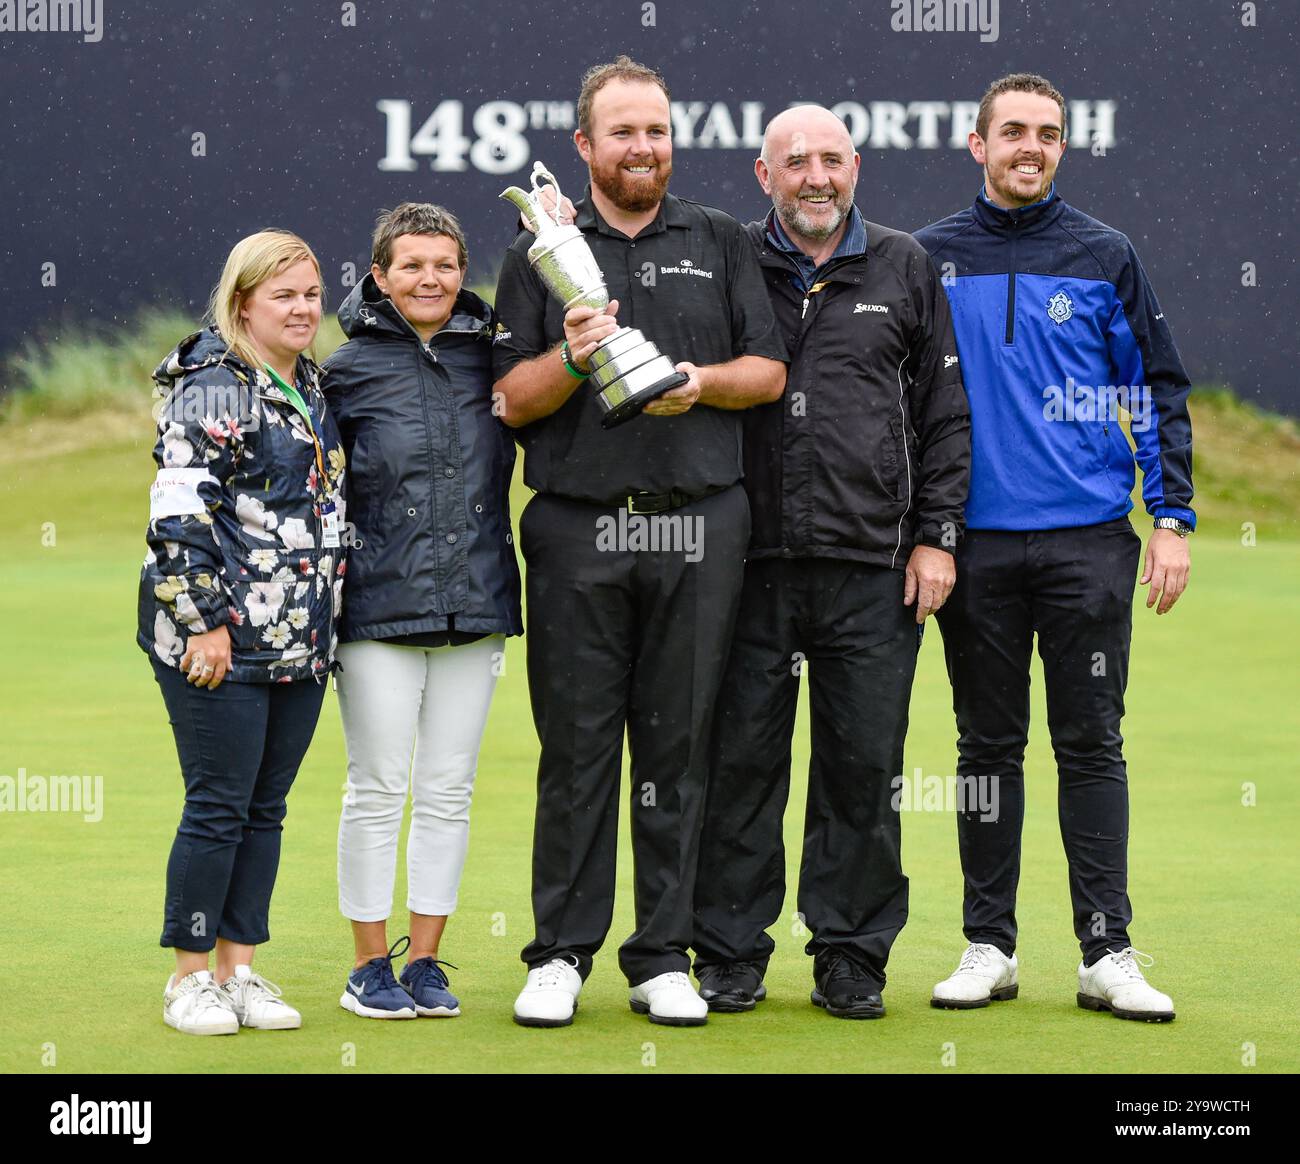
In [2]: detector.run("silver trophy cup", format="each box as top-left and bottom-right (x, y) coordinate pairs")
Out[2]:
(501, 161), (688, 429)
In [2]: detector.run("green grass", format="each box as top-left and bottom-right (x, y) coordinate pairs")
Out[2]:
(1180, 389), (1300, 539)
(1, 420), (1297, 1074)
(0, 311), (352, 429)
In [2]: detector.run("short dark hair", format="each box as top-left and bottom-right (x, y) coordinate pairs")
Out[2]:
(577, 55), (670, 137)
(371, 202), (468, 273)
(976, 73), (1067, 141)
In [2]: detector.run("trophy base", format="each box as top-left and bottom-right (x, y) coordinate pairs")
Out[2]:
(598, 370), (689, 429)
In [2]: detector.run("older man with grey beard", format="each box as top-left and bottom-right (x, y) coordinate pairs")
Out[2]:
(691, 105), (971, 1019)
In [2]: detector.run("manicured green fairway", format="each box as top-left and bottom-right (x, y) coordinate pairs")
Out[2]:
(1, 431), (1296, 1074)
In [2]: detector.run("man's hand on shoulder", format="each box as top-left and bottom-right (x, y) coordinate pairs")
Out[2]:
(524, 186), (577, 230)
(904, 544), (956, 624)
(1142, 527), (1191, 615)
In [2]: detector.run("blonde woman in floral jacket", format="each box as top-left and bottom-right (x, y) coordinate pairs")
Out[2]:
(137, 229), (347, 1035)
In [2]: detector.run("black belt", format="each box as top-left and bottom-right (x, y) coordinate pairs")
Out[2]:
(624, 484), (730, 515)
(540, 483), (735, 513)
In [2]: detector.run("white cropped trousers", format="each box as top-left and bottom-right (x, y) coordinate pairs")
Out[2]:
(336, 636), (501, 921)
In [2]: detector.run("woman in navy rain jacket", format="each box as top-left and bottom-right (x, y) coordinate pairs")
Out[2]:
(323, 203), (521, 1020)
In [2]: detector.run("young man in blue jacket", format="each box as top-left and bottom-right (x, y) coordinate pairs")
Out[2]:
(914, 73), (1194, 1022)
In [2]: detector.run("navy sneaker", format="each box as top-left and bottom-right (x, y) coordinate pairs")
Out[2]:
(340, 936), (418, 1020)
(400, 956), (461, 1017)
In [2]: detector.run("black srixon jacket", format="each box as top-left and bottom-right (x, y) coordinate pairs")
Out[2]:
(322, 277), (522, 643)
(742, 211), (971, 569)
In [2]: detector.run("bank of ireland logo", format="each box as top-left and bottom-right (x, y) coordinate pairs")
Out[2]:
(1046, 290), (1074, 324)
(659, 257), (714, 279)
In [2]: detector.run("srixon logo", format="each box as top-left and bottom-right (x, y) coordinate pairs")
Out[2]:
(49, 1095), (151, 1145)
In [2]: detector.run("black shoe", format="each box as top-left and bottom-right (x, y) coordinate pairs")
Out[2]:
(695, 962), (767, 1013)
(811, 951), (885, 1019)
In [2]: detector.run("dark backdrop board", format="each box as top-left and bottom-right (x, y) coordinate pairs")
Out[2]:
(1, 0), (1295, 411)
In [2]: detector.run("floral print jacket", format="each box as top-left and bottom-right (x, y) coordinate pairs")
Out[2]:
(137, 327), (347, 683)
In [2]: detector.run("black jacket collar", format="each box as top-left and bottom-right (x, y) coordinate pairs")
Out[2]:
(337, 273), (492, 342)
(971, 183), (1065, 234)
(751, 210), (867, 285)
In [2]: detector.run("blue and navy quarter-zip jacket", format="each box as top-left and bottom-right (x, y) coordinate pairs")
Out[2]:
(914, 186), (1195, 531)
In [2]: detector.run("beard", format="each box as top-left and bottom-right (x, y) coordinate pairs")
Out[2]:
(590, 155), (673, 213)
(986, 161), (1052, 208)
(773, 184), (855, 242)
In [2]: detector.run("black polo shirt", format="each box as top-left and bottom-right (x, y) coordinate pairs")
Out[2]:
(491, 185), (786, 503)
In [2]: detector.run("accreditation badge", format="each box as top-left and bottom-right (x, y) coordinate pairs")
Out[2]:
(321, 500), (341, 548)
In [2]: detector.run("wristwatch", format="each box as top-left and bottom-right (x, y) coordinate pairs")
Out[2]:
(1154, 517), (1193, 537)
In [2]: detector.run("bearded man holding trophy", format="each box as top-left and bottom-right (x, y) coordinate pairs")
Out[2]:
(492, 55), (787, 1028)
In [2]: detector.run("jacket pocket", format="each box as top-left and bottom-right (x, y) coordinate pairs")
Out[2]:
(1103, 419), (1134, 488)
(884, 412), (906, 502)
(344, 428), (381, 538)
(224, 576), (290, 661)
(1081, 419), (1115, 484)
(224, 551), (335, 670)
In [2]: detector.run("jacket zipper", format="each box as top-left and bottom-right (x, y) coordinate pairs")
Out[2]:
(1004, 226), (1018, 345)
(365, 321), (482, 610)
(256, 387), (328, 547)
(413, 348), (442, 610)
(761, 244), (886, 554)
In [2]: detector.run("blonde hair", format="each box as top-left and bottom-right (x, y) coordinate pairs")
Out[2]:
(207, 229), (324, 370)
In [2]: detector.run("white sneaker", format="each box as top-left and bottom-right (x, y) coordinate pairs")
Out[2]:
(221, 964), (302, 1030)
(931, 942), (1019, 1009)
(629, 971), (708, 1027)
(513, 957), (582, 1028)
(1077, 948), (1175, 1022)
(163, 970), (239, 1036)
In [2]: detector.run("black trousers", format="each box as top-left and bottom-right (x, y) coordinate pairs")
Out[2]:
(693, 558), (918, 988)
(519, 486), (749, 985)
(935, 518), (1142, 965)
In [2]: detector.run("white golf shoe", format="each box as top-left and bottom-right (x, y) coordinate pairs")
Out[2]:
(1077, 948), (1175, 1022)
(163, 970), (239, 1036)
(513, 957), (583, 1028)
(931, 942), (1019, 1009)
(629, 971), (708, 1026)
(221, 965), (302, 1030)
